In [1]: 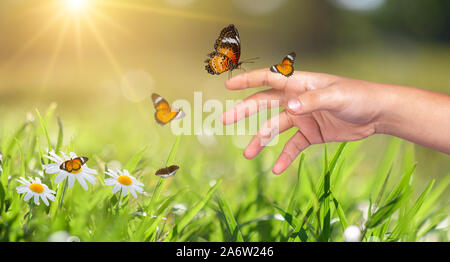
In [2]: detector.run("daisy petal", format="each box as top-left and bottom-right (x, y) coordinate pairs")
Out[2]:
(112, 184), (121, 194)
(41, 195), (49, 206)
(46, 192), (56, 201)
(54, 173), (67, 184)
(68, 175), (75, 188)
(82, 173), (96, 184)
(24, 192), (33, 201)
(105, 170), (118, 178)
(76, 176), (89, 191)
(44, 163), (60, 174)
(83, 166), (97, 175)
(61, 152), (69, 161)
(34, 194), (40, 205)
(16, 186), (29, 194)
(134, 185), (144, 193)
(129, 187), (137, 198)
(105, 178), (116, 186)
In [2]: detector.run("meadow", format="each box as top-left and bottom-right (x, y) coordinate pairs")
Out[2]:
(0, 0), (449, 242)
(0, 99), (448, 242)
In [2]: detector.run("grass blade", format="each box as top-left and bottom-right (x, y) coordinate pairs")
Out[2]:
(166, 181), (221, 241)
(216, 192), (244, 241)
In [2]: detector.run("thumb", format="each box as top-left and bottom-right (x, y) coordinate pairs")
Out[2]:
(286, 88), (342, 115)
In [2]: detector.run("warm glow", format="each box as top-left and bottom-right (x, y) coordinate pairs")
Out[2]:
(65, 0), (88, 13)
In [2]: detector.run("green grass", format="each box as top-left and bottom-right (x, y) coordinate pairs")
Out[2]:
(0, 104), (448, 242)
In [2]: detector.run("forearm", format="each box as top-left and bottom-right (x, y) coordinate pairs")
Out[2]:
(374, 84), (450, 154)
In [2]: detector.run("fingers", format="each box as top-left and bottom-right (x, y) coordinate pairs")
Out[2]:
(244, 110), (293, 159)
(286, 87), (344, 115)
(272, 131), (311, 175)
(222, 89), (283, 125)
(225, 68), (291, 90)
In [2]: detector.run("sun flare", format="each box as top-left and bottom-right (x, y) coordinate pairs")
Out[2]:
(65, 0), (89, 13)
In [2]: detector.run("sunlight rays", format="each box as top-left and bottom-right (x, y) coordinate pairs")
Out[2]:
(0, 12), (63, 71)
(97, 1), (261, 27)
(42, 16), (71, 90)
(83, 13), (123, 79)
(1, 0), (261, 107)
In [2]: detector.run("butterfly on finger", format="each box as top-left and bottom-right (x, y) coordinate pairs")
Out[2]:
(270, 52), (296, 77)
(152, 93), (185, 125)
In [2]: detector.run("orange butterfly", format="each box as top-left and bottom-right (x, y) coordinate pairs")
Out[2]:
(155, 165), (179, 178)
(60, 157), (88, 173)
(205, 24), (258, 77)
(152, 93), (185, 125)
(205, 24), (241, 75)
(270, 52), (296, 77)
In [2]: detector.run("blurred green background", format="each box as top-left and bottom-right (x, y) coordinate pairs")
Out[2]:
(0, 0), (449, 188)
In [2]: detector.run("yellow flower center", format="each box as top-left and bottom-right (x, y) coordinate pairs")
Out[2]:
(29, 183), (44, 194)
(117, 175), (132, 186)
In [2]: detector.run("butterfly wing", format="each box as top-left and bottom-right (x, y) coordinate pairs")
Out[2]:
(270, 52), (296, 77)
(71, 158), (83, 172)
(214, 24), (241, 63)
(205, 24), (241, 74)
(60, 160), (69, 172)
(205, 52), (236, 75)
(155, 165), (179, 178)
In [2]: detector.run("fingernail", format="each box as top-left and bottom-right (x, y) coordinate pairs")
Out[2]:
(288, 99), (301, 113)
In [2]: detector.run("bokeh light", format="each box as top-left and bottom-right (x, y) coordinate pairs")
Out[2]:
(331, 0), (385, 12)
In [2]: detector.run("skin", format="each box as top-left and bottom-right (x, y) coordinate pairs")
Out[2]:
(222, 69), (450, 175)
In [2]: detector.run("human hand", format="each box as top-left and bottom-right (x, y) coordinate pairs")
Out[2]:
(222, 69), (393, 174)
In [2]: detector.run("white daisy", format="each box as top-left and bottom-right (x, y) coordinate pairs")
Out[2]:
(16, 177), (56, 206)
(43, 151), (97, 190)
(105, 169), (144, 199)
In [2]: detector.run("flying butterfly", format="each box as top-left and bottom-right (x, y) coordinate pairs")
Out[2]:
(60, 157), (88, 173)
(152, 93), (185, 125)
(270, 52), (296, 77)
(205, 24), (257, 77)
(155, 165), (179, 178)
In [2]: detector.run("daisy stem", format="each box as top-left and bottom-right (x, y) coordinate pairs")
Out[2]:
(59, 179), (68, 211)
(115, 191), (122, 216)
(26, 201), (34, 231)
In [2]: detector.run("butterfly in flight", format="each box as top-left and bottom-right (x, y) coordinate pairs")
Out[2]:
(270, 52), (296, 77)
(60, 157), (88, 173)
(152, 93), (185, 125)
(155, 165), (179, 178)
(205, 24), (257, 77)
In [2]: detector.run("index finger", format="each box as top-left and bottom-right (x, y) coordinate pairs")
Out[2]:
(225, 68), (290, 90)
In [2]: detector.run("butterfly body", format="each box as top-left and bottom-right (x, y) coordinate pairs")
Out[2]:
(205, 24), (242, 75)
(60, 157), (88, 173)
(155, 165), (179, 178)
(270, 52), (296, 77)
(152, 93), (185, 125)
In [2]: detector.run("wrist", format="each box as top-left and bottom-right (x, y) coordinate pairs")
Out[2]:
(372, 84), (406, 136)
